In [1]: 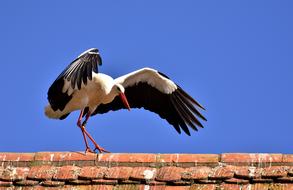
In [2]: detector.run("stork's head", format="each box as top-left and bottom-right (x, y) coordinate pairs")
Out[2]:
(114, 84), (131, 111)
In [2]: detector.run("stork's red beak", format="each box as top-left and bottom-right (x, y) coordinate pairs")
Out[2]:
(119, 93), (131, 111)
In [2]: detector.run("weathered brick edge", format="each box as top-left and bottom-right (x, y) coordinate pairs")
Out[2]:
(0, 153), (292, 167)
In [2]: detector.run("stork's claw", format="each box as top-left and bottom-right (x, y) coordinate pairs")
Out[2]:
(85, 147), (95, 153)
(94, 146), (110, 153)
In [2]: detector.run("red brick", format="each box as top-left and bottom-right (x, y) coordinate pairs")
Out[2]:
(209, 166), (234, 179)
(52, 166), (80, 181)
(14, 179), (39, 186)
(190, 184), (216, 190)
(130, 167), (157, 180)
(104, 167), (132, 180)
(79, 166), (107, 179)
(35, 152), (96, 161)
(261, 166), (287, 178)
(0, 153), (34, 162)
(97, 153), (156, 163)
(181, 166), (211, 180)
(27, 165), (57, 180)
(158, 154), (219, 163)
(156, 167), (183, 182)
(234, 166), (262, 178)
(221, 153), (283, 164)
(0, 167), (29, 181)
(41, 180), (65, 187)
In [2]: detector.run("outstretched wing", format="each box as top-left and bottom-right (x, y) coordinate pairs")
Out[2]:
(47, 48), (102, 112)
(92, 68), (206, 136)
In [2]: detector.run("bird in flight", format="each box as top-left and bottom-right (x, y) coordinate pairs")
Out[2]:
(45, 48), (206, 153)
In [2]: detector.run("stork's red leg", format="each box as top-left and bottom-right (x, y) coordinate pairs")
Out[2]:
(82, 111), (110, 153)
(77, 110), (93, 153)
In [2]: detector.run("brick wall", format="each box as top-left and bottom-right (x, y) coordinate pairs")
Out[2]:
(0, 152), (293, 190)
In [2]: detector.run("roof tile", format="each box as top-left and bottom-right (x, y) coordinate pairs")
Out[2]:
(104, 167), (132, 180)
(27, 165), (57, 180)
(79, 166), (107, 179)
(208, 166), (234, 179)
(0, 167), (29, 181)
(234, 166), (259, 179)
(52, 166), (80, 181)
(181, 166), (211, 180)
(261, 166), (287, 178)
(130, 167), (157, 180)
(156, 167), (183, 182)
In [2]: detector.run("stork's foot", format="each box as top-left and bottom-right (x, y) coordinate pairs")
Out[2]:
(85, 147), (95, 153)
(94, 145), (110, 153)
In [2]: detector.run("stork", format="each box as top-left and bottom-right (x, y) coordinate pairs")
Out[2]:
(45, 48), (206, 153)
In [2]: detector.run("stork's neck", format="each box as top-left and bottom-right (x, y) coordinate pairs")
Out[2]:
(92, 73), (119, 104)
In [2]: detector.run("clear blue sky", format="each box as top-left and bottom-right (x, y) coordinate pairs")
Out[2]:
(0, 1), (292, 153)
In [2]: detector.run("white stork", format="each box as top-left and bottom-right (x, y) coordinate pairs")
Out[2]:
(45, 48), (206, 153)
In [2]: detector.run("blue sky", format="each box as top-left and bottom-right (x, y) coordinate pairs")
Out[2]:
(0, 1), (292, 153)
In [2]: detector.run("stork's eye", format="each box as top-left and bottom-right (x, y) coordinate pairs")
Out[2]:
(116, 86), (121, 92)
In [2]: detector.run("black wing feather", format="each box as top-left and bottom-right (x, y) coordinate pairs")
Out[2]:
(92, 73), (206, 136)
(47, 48), (102, 112)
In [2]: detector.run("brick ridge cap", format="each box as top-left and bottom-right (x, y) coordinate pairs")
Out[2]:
(0, 152), (292, 164)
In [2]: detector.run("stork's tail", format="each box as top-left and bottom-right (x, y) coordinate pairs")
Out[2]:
(45, 104), (70, 120)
